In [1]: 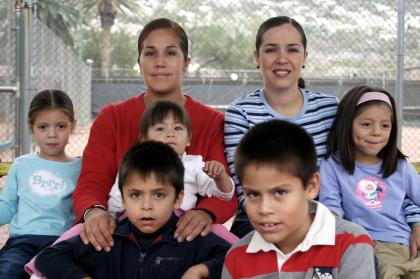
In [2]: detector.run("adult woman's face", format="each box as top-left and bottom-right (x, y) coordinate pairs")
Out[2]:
(254, 24), (307, 94)
(139, 28), (190, 96)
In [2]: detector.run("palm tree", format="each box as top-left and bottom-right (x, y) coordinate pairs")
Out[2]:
(79, 0), (144, 77)
(36, 0), (80, 47)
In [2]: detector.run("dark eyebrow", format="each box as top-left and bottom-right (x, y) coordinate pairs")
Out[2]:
(269, 185), (291, 193)
(243, 185), (259, 192)
(244, 184), (291, 193)
(152, 187), (169, 192)
(262, 43), (277, 48)
(287, 44), (302, 48)
(144, 45), (178, 49)
(262, 43), (302, 48)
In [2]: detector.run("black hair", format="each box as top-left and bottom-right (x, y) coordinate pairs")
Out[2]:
(255, 16), (307, 55)
(118, 141), (184, 198)
(235, 119), (317, 188)
(137, 18), (189, 62)
(298, 77), (305, 89)
(140, 100), (191, 139)
(28, 89), (75, 132)
(325, 85), (405, 177)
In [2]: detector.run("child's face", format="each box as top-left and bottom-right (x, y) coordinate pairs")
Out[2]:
(144, 115), (191, 156)
(242, 164), (319, 254)
(121, 172), (183, 234)
(352, 103), (392, 164)
(31, 108), (75, 162)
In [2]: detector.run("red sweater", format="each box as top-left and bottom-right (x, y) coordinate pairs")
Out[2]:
(72, 93), (237, 223)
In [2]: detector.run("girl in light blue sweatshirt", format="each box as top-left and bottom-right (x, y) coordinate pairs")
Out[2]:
(0, 89), (81, 279)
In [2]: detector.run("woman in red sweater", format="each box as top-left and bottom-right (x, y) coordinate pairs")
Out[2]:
(72, 18), (237, 251)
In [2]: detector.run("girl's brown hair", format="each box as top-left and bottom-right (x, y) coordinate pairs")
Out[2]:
(28, 89), (75, 131)
(326, 85), (405, 177)
(140, 100), (191, 140)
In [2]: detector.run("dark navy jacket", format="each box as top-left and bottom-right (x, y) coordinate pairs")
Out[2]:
(35, 214), (230, 279)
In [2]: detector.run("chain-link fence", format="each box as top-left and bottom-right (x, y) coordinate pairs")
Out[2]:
(31, 16), (92, 158)
(0, 1), (17, 162)
(0, 0), (419, 162)
(0, 1), (92, 161)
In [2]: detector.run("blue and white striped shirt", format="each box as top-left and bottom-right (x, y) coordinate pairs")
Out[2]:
(225, 88), (420, 224)
(224, 88), (338, 212)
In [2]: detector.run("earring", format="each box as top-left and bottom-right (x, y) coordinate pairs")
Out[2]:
(256, 65), (260, 69)
(302, 65), (306, 69)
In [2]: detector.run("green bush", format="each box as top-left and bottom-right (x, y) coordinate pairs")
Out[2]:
(0, 162), (11, 177)
(413, 162), (420, 174)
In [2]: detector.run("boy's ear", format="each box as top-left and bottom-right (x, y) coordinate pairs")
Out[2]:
(173, 191), (184, 209)
(306, 172), (320, 200)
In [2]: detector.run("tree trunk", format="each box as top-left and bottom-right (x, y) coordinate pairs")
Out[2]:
(98, 0), (117, 78)
(101, 25), (111, 78)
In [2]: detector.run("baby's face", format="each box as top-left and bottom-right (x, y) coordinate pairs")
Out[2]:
(145, 116), (190, 156)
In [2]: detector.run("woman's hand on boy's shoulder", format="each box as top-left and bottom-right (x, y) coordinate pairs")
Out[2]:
(181, 264), (209, 279)
(175, 210), (213, 242)
(80, 208), (116, 252)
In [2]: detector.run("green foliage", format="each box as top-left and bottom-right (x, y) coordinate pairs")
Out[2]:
(111, 30), (138, 69)
(0, 162), (11, 178)
(80, 28), (102, 68)
(37, 0), (80, 47)
(413, 162), (420, 174)
(82, 27), (137, 69)
(146, 1), (261, 70)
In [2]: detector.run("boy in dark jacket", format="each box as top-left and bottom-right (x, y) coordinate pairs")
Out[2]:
(35, 141), (230, 279)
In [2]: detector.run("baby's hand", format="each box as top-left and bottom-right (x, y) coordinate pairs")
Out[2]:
(203, 160), (225, 179)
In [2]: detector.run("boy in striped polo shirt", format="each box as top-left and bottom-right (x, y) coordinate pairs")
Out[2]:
(222, 120), (375, 279)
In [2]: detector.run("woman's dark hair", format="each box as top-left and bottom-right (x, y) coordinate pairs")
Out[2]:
(235, 119), (317, 188)
(137, 18), (189, 62)
(140, 100), (191, 139)
(298, 77), (305, 89)
(28, 89), (75, 131)
(326, 85), (405, 177)
(118, 141), (184, 198)
(255, 16), (307, 55)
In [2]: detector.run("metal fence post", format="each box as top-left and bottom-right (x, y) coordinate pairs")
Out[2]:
(17, 0), (33, 155)
(396, 0), (405, 148)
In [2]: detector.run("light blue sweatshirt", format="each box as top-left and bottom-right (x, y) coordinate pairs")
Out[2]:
(319, 156), (420, 245)
(0, 153), (81, 237)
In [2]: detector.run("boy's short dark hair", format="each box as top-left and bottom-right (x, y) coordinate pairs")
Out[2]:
(235, 120), (317, 188)
(118, 141), (184, 197)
